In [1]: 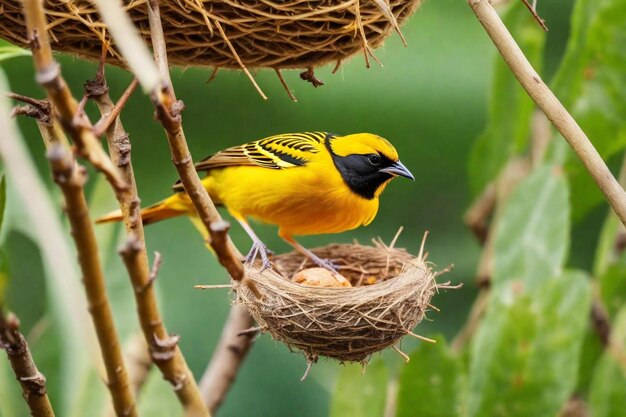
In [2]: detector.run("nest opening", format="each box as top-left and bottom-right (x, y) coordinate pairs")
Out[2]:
(235, 237), (442, 363)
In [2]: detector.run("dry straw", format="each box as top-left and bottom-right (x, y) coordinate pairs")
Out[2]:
(235, 235), (446, 365)
(0, 0), (423, 93)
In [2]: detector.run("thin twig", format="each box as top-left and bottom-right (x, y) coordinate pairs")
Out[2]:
(392, 345), (409, 362)
(520, 0), (548, 32)
(7, 93), (69, 149)
(92, 78), (139, 137)
(20, 0), (126, 192)
(85, 66), (209, 416)
(92, 2), (260, 413)
(590, 294), (611, 347)
(0, 311), (56, 417)
(469, 0), (626, 228)
(194, 284), (234, 290)
(405, 331), (436, 344)
(199, 305), (256, 414)
(104, 333), (153, 417)
(274, 68), (297, 102)
(46, 143), (137, 417)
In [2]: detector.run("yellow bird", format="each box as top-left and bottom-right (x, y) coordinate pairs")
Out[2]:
(97, 132), (414, 269)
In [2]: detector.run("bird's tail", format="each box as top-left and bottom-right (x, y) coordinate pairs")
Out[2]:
(95, 195), (188, 225)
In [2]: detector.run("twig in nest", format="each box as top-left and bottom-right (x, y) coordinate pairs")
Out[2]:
(274, 69), (297, 102)
(405, 330), (436, 344)
(206, 67), (219, 84)
(300, 361), (313, 381)
(392, 345), (410, 362)
(236, 327), (262, 337)
(299, 67), (325, 87)
(194, 284), (233, 290)
(0, 311), (56, 417)
(520, 0), (548, 31)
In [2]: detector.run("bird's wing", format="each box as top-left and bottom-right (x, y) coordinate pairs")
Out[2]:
(172, 132), (328, 191)
(196, 132), (326, 171)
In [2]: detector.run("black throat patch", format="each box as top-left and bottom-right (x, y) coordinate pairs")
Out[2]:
(325, 135), (393, 200)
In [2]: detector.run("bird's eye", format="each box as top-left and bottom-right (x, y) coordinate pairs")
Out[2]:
(368, 154), (381, 165)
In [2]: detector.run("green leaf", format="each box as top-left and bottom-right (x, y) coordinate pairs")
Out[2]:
(493, 166), (569, 288)
(599, 252), (626, 318)
(589, 308), (626, 417)
(0, 45), (31, 63)
(550, 0), (626, 220)
(467, 271), (591, 417)
(330, 360), (388, 417)
(396, 336), (464, 417)
(575, 325), (604, 393)
(468, 2), (545, 196)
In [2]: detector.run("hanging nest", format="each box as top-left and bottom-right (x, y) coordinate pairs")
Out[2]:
(0, 0), (422, 69)
(0, 0), (423, 95)
(235, 236), (449, 364)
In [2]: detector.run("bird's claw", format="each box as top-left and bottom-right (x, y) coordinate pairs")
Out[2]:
(310, 256), (339, 272)
(244, 241), (273, 270)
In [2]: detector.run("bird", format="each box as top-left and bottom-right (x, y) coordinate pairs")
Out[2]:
(96, 132), (414, 270)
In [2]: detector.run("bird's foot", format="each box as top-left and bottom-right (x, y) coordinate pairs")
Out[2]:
(307, 253), (338, 272)
(244, 241), (273, 270)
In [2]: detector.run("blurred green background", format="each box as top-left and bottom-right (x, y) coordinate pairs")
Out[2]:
(0, 0), (584, 416)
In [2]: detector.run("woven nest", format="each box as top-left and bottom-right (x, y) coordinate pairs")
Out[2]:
(236, 238), (443, 364)
(0, 0), (422, 70)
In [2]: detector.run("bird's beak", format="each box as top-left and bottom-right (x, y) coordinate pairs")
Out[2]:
(380, 160), (415, 180)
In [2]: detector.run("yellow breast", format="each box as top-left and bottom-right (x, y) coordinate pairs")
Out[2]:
(203, 155), (381, 237)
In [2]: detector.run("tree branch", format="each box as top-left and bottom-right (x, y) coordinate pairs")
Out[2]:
(104, 333), (153, 417)
(0, 311), (55, 417)
(199, 305), (256, 413)
(468, 0), (626, 228)
(88, 1), (261, 413)
(85, 66), (210, 417)
(20, 0), (126, 191)
(46, 143), (137, 417)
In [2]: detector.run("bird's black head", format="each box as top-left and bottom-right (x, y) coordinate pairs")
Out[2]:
(326, 133), (414, 200)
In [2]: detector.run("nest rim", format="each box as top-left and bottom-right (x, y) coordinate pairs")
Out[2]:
(234, 238), (440, 363)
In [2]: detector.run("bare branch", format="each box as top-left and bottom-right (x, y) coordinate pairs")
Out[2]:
(199, 305), (256, 413)
(21, 0), (126, 191)
(469, 0), (626, 228)
(46, 143), (137, 417)
(86, 66), (210, 416)
(103, 333), (153, 417)
(0, 311), (55, 417)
